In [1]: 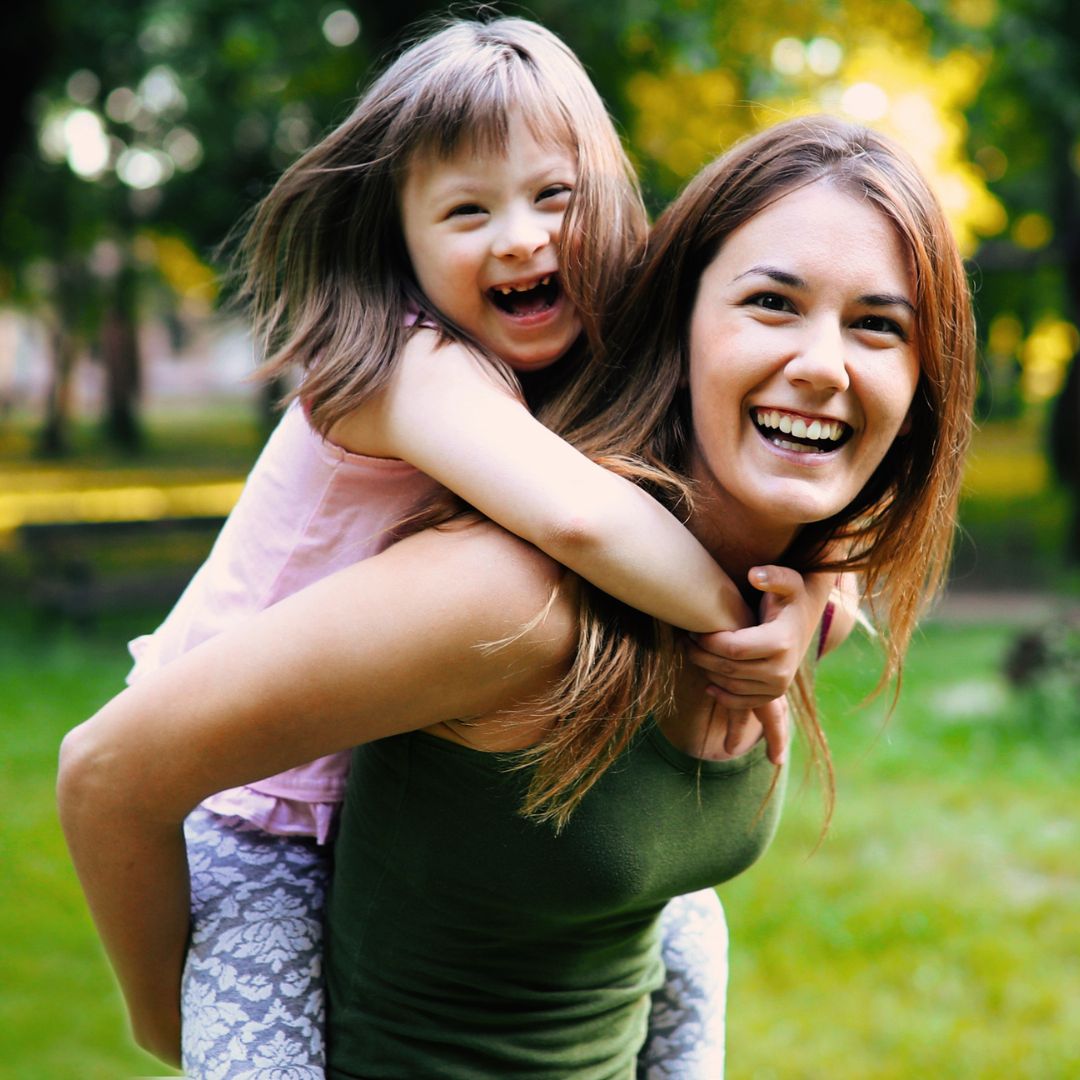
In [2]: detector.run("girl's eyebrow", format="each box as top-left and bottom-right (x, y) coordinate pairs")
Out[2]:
(733, 265), (915, 313)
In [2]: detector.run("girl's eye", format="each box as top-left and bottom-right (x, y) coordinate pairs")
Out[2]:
(746, 292), (794, 313)
(448, 203), (485, 218)
(854, 314), (906, 339)
(538, 184), (572, 204)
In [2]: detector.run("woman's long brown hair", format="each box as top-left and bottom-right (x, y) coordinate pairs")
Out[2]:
(506, 116), (976, 830)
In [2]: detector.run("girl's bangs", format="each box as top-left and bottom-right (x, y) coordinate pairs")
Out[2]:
(405, 59), (575, 164)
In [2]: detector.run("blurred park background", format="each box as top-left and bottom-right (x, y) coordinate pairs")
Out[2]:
(1, 0), (1078, 1077)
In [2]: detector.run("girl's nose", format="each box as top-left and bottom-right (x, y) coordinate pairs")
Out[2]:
(785, 322), (850, 393)
(491, 209), (550, 260)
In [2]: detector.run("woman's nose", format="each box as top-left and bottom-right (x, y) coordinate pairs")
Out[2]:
(785, 322), (850, 393)
(491, 208), (550, 260)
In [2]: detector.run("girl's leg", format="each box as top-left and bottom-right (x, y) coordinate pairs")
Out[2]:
(638, 888), (729, 1080)
(181, 807), (330, 1079)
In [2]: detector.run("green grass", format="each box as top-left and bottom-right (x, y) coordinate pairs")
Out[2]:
(4, 603), (1077, 1077)
(721, 624), (1079, 1079)
(0, 600), (183, 1079)
(1, 408), (1077, 1076)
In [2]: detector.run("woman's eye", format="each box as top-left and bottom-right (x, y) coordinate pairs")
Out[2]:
(854, 314), (905, 338)
(747, 292), (793, 313)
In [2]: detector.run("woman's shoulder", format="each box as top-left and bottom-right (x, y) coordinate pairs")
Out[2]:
(394, 521), (579, 651)
(362, 522), (580, 727)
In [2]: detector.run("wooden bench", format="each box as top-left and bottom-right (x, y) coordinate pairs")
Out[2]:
(19, 516), (226, 623)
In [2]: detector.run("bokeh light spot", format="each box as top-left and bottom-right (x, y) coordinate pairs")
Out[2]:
(63, 109), (110, 179)
(806, 38), (843, 77)
(1012, 212), (1052, 251)
(323, 9), (361, 47)
(841, 82), (890, 121)
(771, 38), (804, 77)
(66, 69), (100, 105)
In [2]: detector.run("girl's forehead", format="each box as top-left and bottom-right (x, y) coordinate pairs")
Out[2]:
(409, 108), (574, 164)
(401, 112), (576, 188)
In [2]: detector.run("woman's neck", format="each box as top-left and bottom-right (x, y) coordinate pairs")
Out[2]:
(687, 488), (799, 606)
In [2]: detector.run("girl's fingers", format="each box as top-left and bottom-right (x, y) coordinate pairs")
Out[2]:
(722, 708), (757, 756)
(689, 622), (794, 662)
(707, 687), (781, 712)
(687, 634), (769, 666)
(754, 697), (790, 765)
(748, 564), (803, 601)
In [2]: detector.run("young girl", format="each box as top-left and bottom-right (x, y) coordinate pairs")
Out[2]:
(117, 18), (835, 1077)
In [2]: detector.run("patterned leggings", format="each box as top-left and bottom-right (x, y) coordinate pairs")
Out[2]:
(181, 808), (727, 1079)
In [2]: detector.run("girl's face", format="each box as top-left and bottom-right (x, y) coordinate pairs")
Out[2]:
(686, 180), (920, 553)
(399, 112), (581, 372)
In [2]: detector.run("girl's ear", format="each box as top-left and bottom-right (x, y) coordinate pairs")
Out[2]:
(899, 408), (913, 436)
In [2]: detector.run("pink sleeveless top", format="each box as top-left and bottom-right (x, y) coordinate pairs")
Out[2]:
(127, 400), (439, 841)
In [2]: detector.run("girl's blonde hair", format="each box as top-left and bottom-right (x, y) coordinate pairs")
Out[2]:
(237, 16), (647, 432)
(515, 115), (976, 828)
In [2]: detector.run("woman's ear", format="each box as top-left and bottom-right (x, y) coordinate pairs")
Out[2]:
(899, 409), (913, 436)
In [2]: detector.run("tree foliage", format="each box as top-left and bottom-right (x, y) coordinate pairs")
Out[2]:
(3, 0), (1079, 480)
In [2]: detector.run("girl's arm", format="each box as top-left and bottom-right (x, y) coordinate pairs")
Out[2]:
(328, 331), (751, 634)
(57, 524), (575, 1064)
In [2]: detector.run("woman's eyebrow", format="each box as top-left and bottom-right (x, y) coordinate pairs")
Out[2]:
(732, 265), (803, 287)
(861, 292), (916, 315)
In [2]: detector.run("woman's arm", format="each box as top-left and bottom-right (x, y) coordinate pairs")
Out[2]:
(57, 524), (575, 1063)
(328, 332), (752, 634)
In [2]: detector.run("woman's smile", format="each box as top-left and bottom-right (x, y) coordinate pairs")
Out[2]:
(751, 406), (852, 453)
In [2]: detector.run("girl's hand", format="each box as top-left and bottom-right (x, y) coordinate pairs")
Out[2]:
(711, 696), (790, 765)
(686, 565), (821, 710)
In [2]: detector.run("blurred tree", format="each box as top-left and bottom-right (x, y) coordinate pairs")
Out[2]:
(2, 0), (454, 454)
(9, 0), (1074, 479)
(924, 0), (1080, 553)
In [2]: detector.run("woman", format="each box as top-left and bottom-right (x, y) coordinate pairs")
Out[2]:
(58, 115), (975, 1078)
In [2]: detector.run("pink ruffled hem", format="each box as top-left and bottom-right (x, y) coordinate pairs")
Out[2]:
(201, 787), (340, 845)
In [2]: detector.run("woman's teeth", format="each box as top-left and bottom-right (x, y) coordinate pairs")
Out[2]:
(754, 409), (849, 452)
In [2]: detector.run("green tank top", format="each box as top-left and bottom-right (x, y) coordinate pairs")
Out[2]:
(326, 722), (785, 1079)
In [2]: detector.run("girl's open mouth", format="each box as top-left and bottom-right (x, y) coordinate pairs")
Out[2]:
(488, 274), (560, 317)
(753, 407), (852, 454)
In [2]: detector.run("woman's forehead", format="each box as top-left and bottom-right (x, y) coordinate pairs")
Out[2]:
(712, 181), (915, 300)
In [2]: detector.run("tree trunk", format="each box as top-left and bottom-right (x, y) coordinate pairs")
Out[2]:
(100, 258), (143, 450)
(38, 322), (77, 457)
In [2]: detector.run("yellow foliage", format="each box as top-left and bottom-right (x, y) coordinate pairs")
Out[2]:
(626, 68), (746, 184)
(1011, 212), (1053, 251)
(627, 0), (1004, 254)
(143, 231), (218, 309)
(949, 0), (998, 30)
(987, 313), (1023, 358)
(1020, 318), (1079, 403)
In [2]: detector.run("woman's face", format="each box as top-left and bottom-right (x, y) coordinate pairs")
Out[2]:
(686, 179), (920, 552)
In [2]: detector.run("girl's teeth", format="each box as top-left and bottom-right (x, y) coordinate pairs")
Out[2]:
(779, 415), (792, 434)
(806, 420), (821, 440)
(791, 418), (807, 438)
(495, 276), (550, 295)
